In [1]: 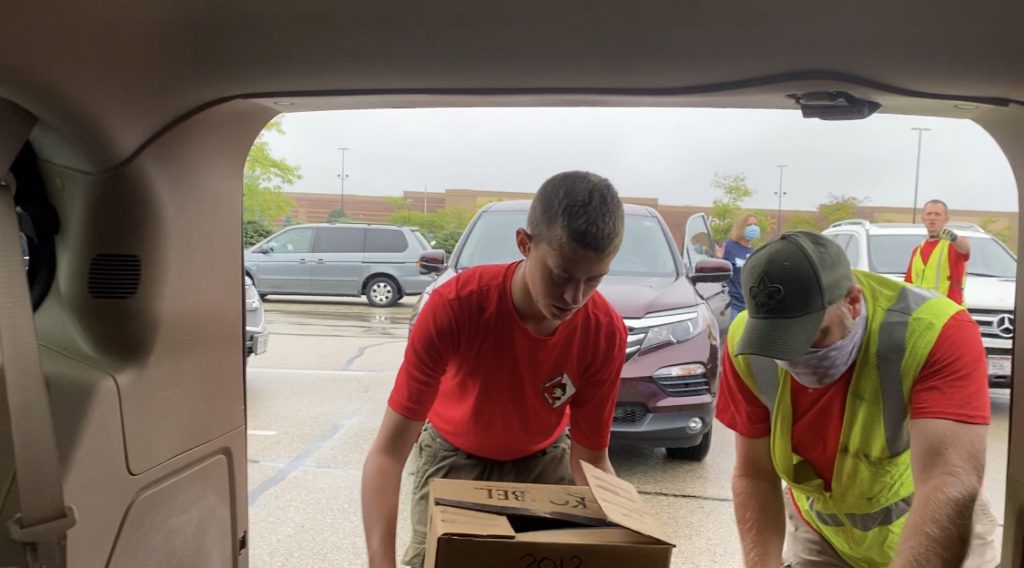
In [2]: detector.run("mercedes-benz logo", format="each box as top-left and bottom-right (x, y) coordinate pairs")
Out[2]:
(994, 314), (1015, 338)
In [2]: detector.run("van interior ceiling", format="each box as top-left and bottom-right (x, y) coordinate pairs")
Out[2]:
(2, 2), (1024, 566)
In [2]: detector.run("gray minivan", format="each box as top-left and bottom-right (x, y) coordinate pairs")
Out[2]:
(244, 223), (442, 307)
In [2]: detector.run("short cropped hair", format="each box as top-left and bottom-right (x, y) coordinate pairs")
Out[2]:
(923, 199), (949, 214)
(527, 171), (625, 255)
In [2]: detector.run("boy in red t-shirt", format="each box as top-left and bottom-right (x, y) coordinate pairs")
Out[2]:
(361, 171), (628, 568)
(904, 199), (971, 304)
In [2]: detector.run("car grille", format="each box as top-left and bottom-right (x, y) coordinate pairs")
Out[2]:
(654, 375), (711, 397)
(612, 404), (648, 424)
(969, 309), (1015, 340)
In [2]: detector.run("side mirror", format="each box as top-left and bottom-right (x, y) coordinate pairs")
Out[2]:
(691, 258), (733, 284)
(257, 244), (273, 254)
(417, 250), (447, 275)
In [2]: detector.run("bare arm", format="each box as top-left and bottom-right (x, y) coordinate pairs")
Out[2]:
(732, 434), (785, 568)
(891, 419), (986, 568)
(569, 441), (615, 485)
(361, 409), (425, 568)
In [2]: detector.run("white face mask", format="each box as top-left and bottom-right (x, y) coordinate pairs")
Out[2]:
(775, 307), (866, 388)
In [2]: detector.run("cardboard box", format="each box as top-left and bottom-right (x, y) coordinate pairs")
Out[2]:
(425, 462), (674, 568)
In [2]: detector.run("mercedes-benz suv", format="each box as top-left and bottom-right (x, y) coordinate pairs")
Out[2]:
(823, 220), (1016, 388)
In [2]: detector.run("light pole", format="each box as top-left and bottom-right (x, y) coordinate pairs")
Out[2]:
(337, 147), (349, 213)
(910, 128), (930, 223)
(774, 165), (787, 235)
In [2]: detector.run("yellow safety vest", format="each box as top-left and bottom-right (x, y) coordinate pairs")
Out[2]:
(909, 239), (965, 302)
(728, 271), (963, 568)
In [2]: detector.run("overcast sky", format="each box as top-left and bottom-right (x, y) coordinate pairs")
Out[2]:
(266, 108), (1019, 213)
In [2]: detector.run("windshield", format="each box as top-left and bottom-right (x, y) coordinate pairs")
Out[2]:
(456, 211), (678, 277)
(868, 234), (1017, 278)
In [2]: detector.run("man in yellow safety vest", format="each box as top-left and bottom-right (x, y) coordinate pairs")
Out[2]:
(717, 231), (998, 568)
(905, 199), (971, 305)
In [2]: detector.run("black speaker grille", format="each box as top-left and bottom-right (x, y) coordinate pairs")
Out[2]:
(88, 254), (141, 299)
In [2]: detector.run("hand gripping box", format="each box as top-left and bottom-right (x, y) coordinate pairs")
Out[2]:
(424, 462), (674, 568)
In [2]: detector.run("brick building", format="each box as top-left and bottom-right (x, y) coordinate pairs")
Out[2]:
(279, 189), (1019, 251)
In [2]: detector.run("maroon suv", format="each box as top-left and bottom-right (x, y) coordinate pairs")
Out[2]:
(412, 201), (732, 460)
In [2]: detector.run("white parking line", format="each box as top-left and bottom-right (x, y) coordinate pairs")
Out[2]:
(248, 430), (278, 436)
(247, 368), (368, 375)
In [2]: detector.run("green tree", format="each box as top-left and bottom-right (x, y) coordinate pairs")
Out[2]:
(435, 230), (464, 255)
(243, 118), (300, 224)
(431, 207), (474, 232)
(752, 211), (776, 239)
(784, 212), (825, 232)
(387, 196), (456, 230)
(817, 193), (867, 226)
(385, 197), (417, 226)
(326, 208), (348, 223)
(708, 174), (756, 242)
(384, 197), (478, 253)
(242, 219), (273, 247)
(387, 199), (473, 237)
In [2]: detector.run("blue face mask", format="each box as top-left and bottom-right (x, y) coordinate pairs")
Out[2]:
(744, 225), (760, 241)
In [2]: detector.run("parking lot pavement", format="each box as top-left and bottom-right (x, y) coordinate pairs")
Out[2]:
(246, 298), (1009, 567)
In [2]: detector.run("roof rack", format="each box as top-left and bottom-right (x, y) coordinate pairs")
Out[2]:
(827, 219), (871, 229)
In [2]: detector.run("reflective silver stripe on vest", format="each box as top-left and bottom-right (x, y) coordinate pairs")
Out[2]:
(877, 286), (935, 457)
(913, 240), (947, 291)
(933, 242), (948, 290)
(808, 493), (914, 531)
(748, 355), (779, 414)
(745, 286), (935, 456)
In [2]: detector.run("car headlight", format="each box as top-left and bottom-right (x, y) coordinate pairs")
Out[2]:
(633, 305), (709, 354)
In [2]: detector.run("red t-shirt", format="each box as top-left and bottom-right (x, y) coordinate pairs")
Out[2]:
(904, 239), (970, 304)
(716, 310), (990, 491)
(388, 262), (627, 460)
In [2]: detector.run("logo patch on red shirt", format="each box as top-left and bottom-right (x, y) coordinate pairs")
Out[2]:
(541, 373), (576, 408)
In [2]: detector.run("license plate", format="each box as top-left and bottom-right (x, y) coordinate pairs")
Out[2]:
(253, 333), (269, 355)
(988, 356), (1012, 376)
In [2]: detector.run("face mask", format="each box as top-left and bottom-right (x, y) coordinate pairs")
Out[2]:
(744, 225), (760, 241)
(775, 306), (866, 388)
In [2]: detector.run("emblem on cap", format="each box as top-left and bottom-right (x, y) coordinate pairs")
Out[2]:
(749, 274), (785, 311)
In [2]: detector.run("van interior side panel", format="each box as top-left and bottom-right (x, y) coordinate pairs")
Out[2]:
(977, 108), (1024, 566)
(0, 100), (276, 567)
(32, 100), (275, 473)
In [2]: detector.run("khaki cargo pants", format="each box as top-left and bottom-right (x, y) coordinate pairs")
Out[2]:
(402, 423), (574, 568)
(782, 491), (1001, 567)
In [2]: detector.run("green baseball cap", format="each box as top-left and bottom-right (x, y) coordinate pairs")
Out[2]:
(736, 231), (856, 360)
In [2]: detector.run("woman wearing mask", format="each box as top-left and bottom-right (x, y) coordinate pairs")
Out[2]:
(720, 213), (760, 322)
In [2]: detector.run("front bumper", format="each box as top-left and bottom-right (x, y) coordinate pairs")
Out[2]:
(982, 337), (1013, 352)
(981, 336), (1013, 387)
(246, 329), (268, 356)
(611, 375), (715, 448)
(610, 401), (714, 449)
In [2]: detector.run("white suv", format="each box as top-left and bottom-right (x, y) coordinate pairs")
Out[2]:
(822, 220), (1017, 388)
